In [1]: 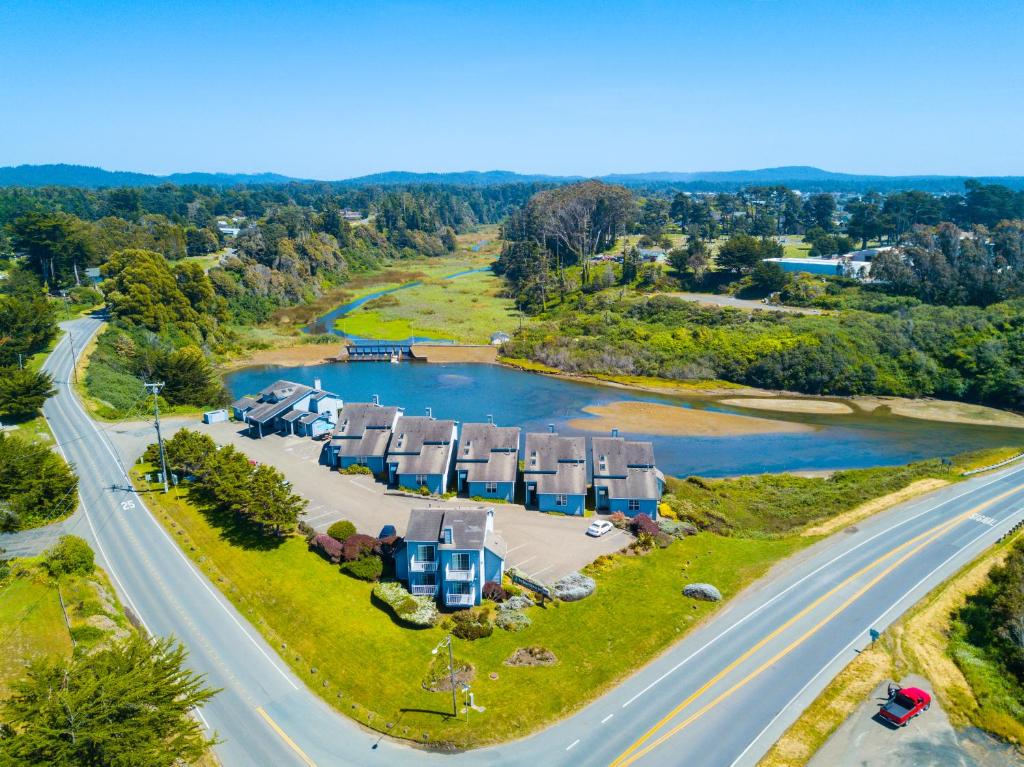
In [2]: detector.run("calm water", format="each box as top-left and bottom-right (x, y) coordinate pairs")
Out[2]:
(224, 362), (1022, 477)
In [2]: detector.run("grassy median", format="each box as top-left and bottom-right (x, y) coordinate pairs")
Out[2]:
(134, 466), (802, 748)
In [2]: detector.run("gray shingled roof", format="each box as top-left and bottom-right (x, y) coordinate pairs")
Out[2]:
(245, 383), (314, 424)
(523, 433), (586, 496)
(387, 417), (456, 477)
(330, 403), (401, 458)
(231, 396), (257, 412)
(456, 423), (520, 483)
(592, 436), (661, 500)
(405, 507), (493, 550)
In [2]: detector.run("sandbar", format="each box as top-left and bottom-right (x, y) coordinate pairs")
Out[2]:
(568, 401), (812, 437)
(719, 397), (854, 415)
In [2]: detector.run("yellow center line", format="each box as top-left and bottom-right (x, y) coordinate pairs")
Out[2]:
(256, 706), (318, 767)
(609, 483), (1024, 767)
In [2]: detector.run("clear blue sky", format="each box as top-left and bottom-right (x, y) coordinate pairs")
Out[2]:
(2, 0), (1022, 178)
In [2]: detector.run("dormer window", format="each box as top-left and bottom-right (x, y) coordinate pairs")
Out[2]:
(442, 527), (453, 545)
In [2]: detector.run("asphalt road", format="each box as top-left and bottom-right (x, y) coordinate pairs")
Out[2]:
(6, 315), (1024, 767)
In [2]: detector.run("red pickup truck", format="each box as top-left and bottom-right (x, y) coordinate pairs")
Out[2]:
(879, 686), (931, 726)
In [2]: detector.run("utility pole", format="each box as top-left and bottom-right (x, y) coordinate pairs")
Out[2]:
(60, 291), (79, 384)
(145, 382), (169, 493)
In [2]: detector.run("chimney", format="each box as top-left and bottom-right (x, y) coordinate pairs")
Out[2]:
(547, 423), (555, 433)
(486, 414), (493, 425)
(372, 394), (380, 405)
(314, 377), (322, 391)
(426, 406), (433, 419)
(612, 428), (620, 438)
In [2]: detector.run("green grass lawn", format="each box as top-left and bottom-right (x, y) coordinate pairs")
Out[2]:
(0, 570), (70, 696)
(0, 558), (133, 696)
(135, 468), (803, 748)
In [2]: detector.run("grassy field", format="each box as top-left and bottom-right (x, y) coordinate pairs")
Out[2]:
(664, 447), (1019, 538)
(135, 466), (803, 748)
(333, 269), (519, 344)
(0, 557), (133, 696)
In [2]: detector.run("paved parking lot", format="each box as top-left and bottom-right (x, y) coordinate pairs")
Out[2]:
(115, 418), (630, 583)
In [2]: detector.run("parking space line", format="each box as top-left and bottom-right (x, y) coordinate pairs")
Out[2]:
(529, 564), (555, 579)
(511, 556), (535, 570)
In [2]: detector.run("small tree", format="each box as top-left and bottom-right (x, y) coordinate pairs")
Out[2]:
(44, 534), (94, 576)
(247, 464), (306, 535)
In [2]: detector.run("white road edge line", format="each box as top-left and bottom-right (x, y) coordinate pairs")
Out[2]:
(727, 507), (1024, 767)
(566, 738), (580, 751)
(60, 340), (299, 691)
(620, 463), (1024, 708)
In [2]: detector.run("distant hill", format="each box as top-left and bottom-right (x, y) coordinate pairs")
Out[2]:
(338, 170), (578, 187)
(2, 163), (1024, 193)
(0, 164), (301, 188)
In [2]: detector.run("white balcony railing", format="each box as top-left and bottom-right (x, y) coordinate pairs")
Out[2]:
(445, 564), (476, 581)
(445, 591), (475, 607)
(411, 584), (438, 596)
(410, 559), (438, 572)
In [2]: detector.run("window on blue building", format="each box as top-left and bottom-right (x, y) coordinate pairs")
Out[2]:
(628, 499), (640, 512)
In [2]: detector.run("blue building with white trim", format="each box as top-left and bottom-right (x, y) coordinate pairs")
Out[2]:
(523, 430), (587, 515)
(592, 432), (664, 518)
(385, 413), (458, 494)
(395, 507), (505, 608)
(231, 378), (341, 438)
(455, 421), (520, 502)
(328, 401), (403, 475)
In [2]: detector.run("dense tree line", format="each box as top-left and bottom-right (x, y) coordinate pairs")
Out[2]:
(144, 429), (306, 538)
(0, 433), (78, 531)
(504, 294), (1024, 409)
(954, 541), (1024, 708)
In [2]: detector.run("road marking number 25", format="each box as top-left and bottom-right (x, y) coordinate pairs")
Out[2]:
(120, 499), (136, 511)
(970, 513), (996, 527)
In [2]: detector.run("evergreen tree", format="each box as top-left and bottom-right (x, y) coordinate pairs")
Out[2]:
(0, 634), (217, 767)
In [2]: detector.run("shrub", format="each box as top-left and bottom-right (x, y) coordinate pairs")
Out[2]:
(495, 611), (531, 632)
(631, 513), (660, 536)
(297, 520), (316, 539)
(657, 502), (676, 520)
(339, 464), (372, 476)
(482, 581), (509, 602)
(341, 533), (378, 562)
(658, 519), (693, 540)
(633, 532), (656, 551)
(450, 610), (493, 641)
(497, 594), (535, 612)
(309, 533), (343, 564)
(654, 532), (674, 549)
(45, 535), (94, 576)
(552, 572), (596, 602)
(372, 581), (439, 628)
(327, 520), (357, 542)
(609, 511), (628, 529)
(417, 486), (431, 496)
(340, 554), (383, 581)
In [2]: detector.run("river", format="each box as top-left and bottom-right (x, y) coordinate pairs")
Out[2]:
(224, 362), (1022, 477)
